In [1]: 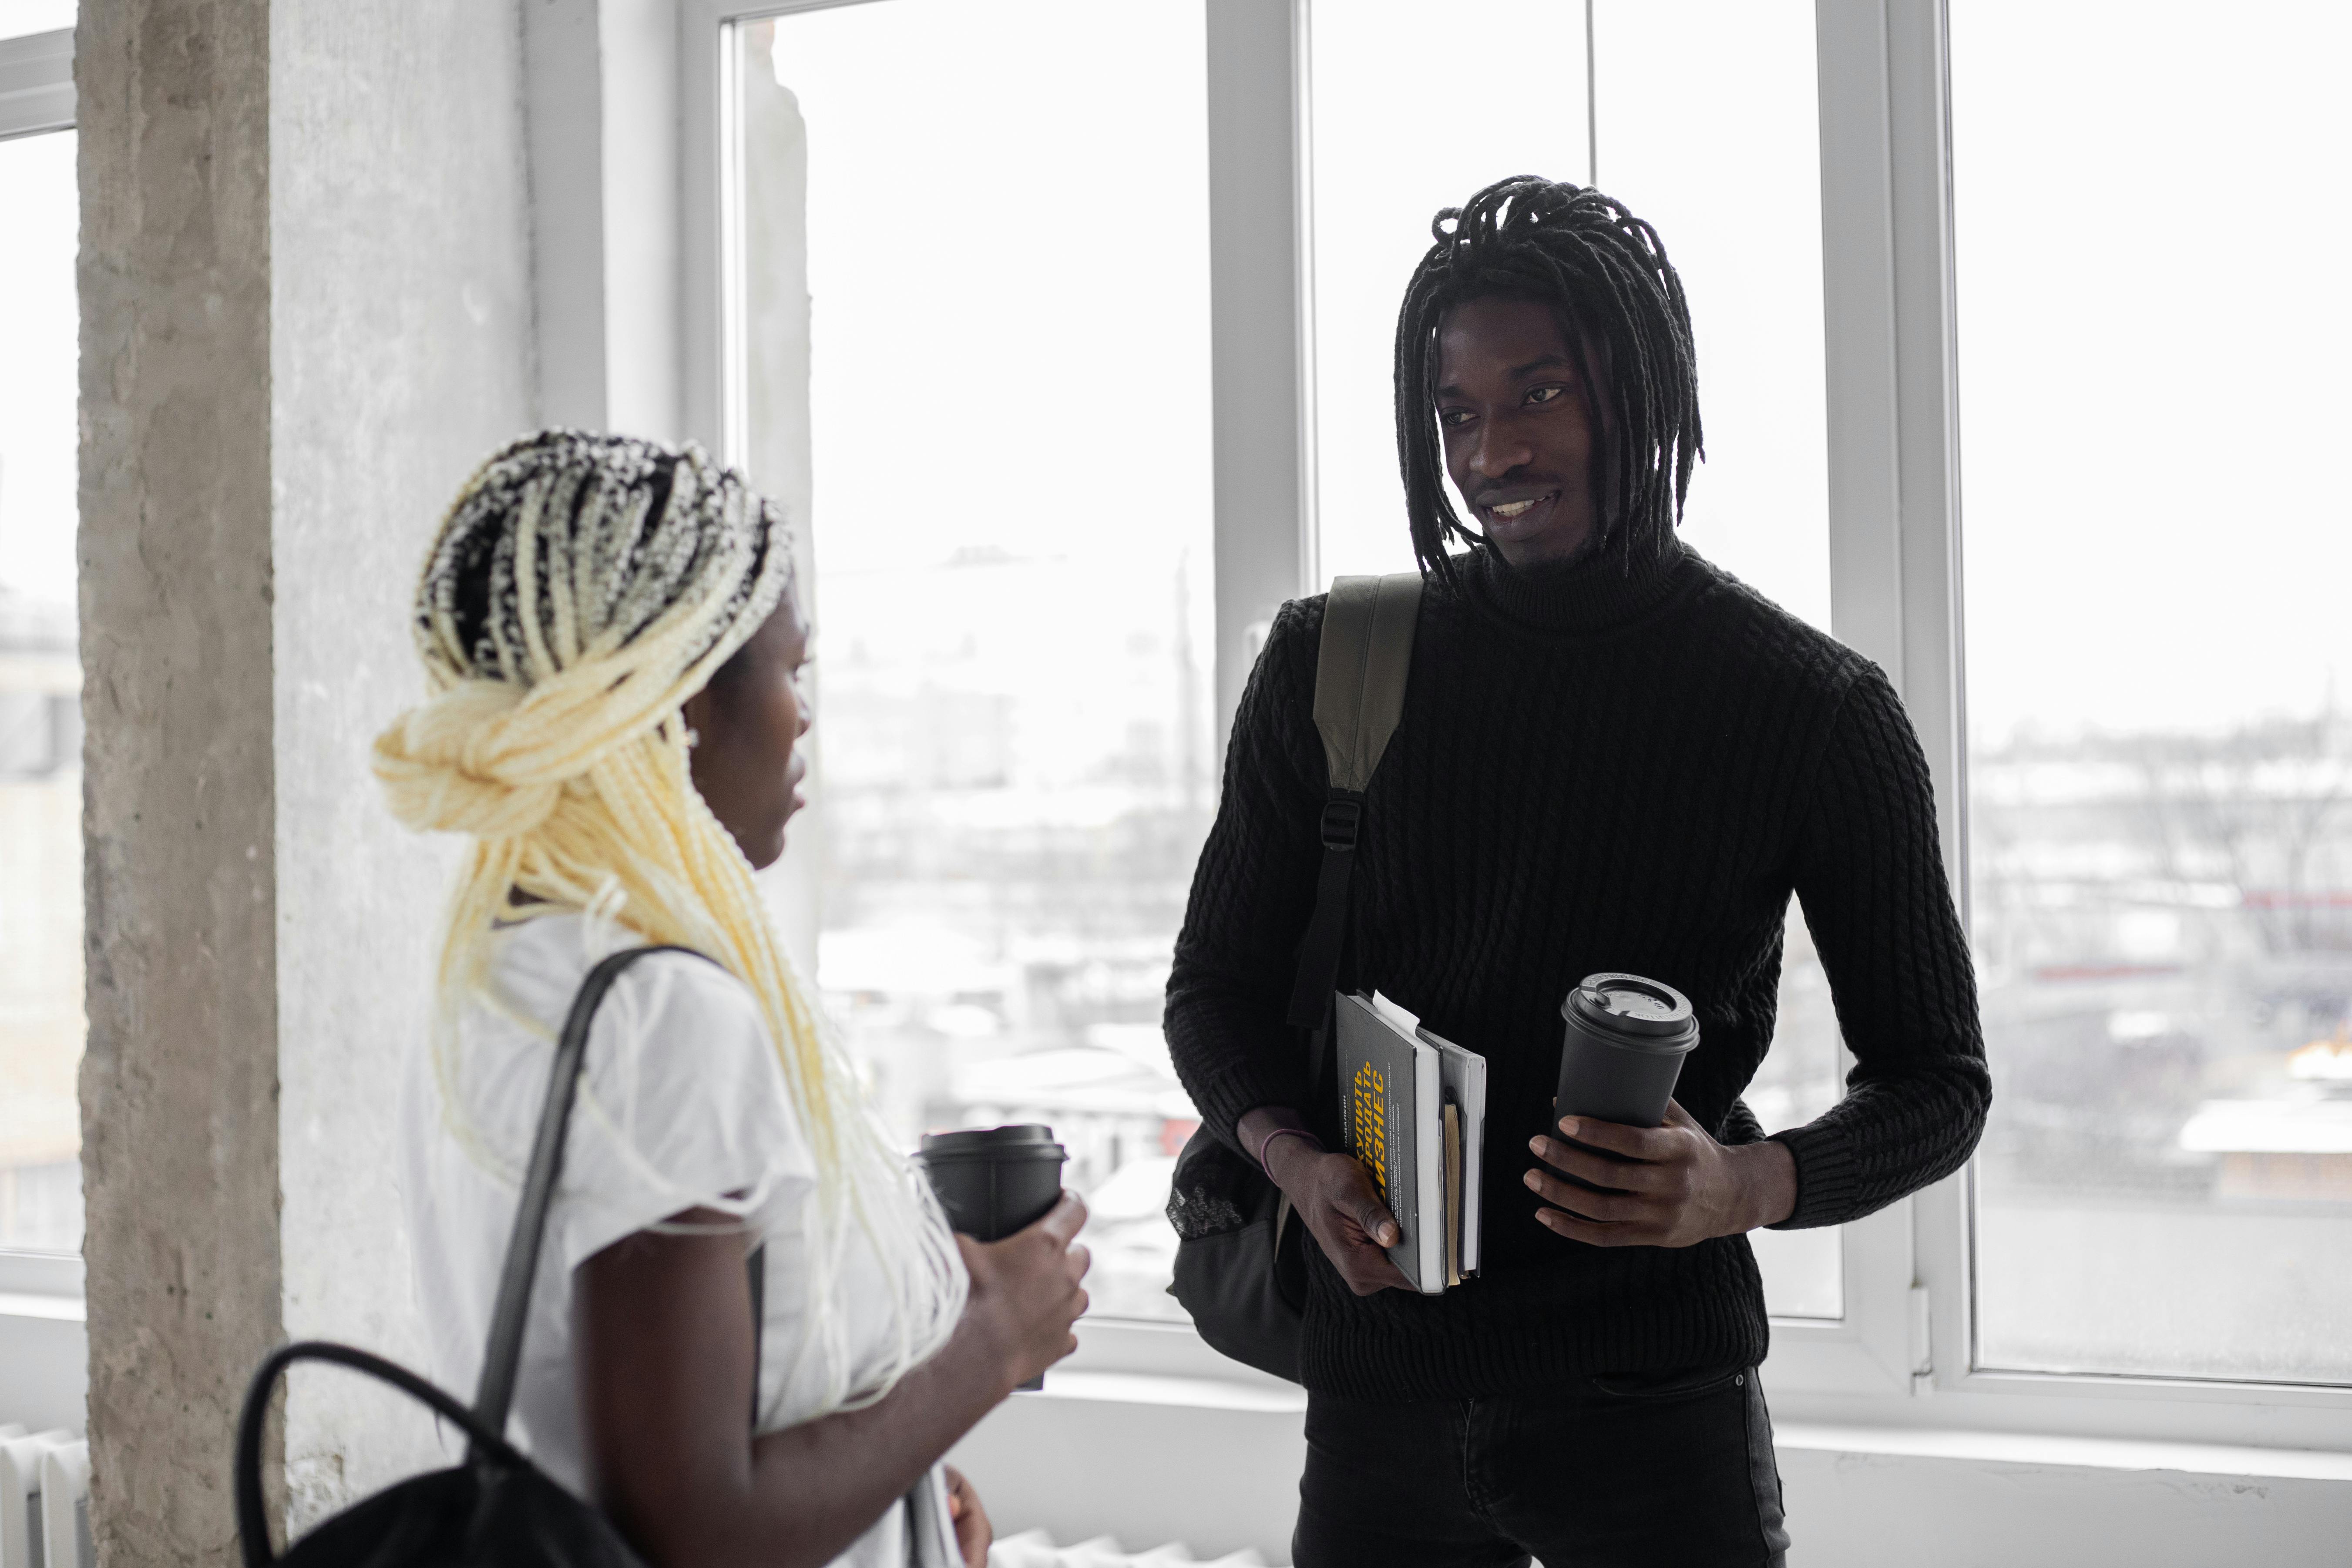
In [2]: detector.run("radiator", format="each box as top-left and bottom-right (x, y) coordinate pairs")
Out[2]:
(0, 1429), (88, 1568)
(990, 1528), (1279, 1567)
(0, 1447), (1273, 1568)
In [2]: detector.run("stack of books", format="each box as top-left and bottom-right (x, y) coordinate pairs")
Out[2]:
(1334, 991), (1488, 1295)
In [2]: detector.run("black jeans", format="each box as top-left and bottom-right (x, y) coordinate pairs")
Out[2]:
(1292, 1366), (1789, 1568)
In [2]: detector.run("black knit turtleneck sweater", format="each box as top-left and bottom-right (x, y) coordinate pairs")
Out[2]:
(1164, 528), (1989, 1401)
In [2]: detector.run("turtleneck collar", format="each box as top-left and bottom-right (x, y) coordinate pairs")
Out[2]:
(1457, 519), (1695, 638)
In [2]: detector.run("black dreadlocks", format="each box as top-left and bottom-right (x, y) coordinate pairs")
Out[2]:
(1393, 175), (1702, 590)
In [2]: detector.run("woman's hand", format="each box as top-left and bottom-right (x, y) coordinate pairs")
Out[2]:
(1524, 1100), (1798, 1247)
(944, 1466), (991, 1568)
(958, 1192), (1091, 1391)
(1265, 1142), (1414, 1296)
(577, 1196), (1084, 1568)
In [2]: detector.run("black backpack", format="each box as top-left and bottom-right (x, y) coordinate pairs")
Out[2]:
(235, 944), (759, 1566)
(1165, 571), (1422, 1380)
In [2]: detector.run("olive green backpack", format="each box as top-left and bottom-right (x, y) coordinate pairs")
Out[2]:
(1165, 571), (1423, 1381)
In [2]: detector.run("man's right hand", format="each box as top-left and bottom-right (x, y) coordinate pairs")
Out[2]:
(1264, 1142), (1414, 1296)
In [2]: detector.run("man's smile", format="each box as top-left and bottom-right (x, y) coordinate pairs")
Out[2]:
(1478, 487), (1563, 526)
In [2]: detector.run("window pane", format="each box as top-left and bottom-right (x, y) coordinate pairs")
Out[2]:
(1310, 3), (1839, 1318)
(1956, 0), (2352, 1382)
(1591, 0), (1830, 632)
(0, 127), (84, 1254)
(1593, 0), (1838, 1319)
(737, 1), (1213, 1323)
(1306, 0), (1589, 584)
(0, 2), (76, 43)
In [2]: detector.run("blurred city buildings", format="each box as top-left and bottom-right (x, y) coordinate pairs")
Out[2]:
(808, 548), (1214, 1320)
(0, 588), (82, 1252)
(799, 544), (1856, 1320)
(17, 531), (2352, 1360)
(1972, 713), (2352, 1380)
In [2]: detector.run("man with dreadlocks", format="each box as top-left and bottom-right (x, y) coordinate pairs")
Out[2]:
(1166, 177), (1988, 1565)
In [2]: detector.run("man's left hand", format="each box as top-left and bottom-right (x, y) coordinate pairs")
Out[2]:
(1525, 1101), (1797, 1248)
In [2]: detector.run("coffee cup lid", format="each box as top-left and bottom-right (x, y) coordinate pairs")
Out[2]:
(919, 1124), (1065, 1158)
(1562, 973), (1695, 1041)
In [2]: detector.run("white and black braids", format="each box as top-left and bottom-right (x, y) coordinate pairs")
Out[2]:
(417, 432), (783, 695)
(377, 430), (967, 1419)
(1394, 175), (1704, 589)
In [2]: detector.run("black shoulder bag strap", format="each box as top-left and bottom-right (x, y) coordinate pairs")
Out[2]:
(233, 943), (768, 1567)
(470, 943), (765, 1452)
(1282, 571), (1425, 1052)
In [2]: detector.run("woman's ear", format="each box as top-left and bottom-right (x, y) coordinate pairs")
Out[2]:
(680, 685), (714, 746)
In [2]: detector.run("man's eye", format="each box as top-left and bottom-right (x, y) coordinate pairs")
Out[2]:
(1439, 408), (1474, 427)
(1527, 385), (1566, 406)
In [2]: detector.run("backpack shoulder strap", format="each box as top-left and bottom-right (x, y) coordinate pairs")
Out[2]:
(1313, 572), (1424, 793)
(1284, 571), (1423, 1030)
(470, 942), (708, 1447)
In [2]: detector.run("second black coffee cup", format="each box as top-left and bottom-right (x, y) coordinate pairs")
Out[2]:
(915, 1124), (1069, 1391)
(914, 1122), (1068, 1241)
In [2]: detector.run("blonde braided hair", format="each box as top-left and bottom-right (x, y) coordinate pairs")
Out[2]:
(376, 431), (964, 1415)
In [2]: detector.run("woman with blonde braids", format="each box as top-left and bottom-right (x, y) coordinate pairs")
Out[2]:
(386, 431), (1088, 1568)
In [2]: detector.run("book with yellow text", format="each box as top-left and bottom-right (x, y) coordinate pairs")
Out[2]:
(1334, 991), (1485, 1293)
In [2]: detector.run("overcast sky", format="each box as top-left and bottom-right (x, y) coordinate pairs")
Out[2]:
(0, 0), (78, 611)
(7, 0), (2344, 748)
(0, 125), (74, 614)
(1949, 0), (2351, 744)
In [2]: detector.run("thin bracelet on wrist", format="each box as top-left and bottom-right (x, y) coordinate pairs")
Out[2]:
(1257, 1125), (1324, 1179)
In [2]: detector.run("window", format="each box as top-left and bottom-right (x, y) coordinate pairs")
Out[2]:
(730, 0), (1214, 1323)
(1304, 0), (1590, 585)
(0, 3), (73, 40)
(1305, 0), (1841, 1319)
(1589, 0), (1838, 1320)
(0, 120), (82, 1255)
(1953, 0), (2352, 1385)
(685, 0), (2352, 1436)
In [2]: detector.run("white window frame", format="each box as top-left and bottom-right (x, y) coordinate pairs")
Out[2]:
(0, 24), (92, 1441)
(0, 25), (81, 1286)
(0, 26), (74, 142)
(16, 0), (2352, 1466)
(652, 0), (2352, 1452)
(1809, 0), (2352, 1453)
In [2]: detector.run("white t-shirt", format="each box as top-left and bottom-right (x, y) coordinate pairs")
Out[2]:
(400, 913), (964, 1568)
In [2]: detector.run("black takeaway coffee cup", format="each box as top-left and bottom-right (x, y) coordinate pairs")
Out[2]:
(1553, 972), (1700, 1129)
(915, 1124), (1069, 1390)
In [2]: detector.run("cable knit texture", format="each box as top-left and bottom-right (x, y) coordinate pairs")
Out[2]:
(1164, 529), (1989, 1400)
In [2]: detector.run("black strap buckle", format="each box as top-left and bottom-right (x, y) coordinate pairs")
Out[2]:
(1320, 797), (1362, 850)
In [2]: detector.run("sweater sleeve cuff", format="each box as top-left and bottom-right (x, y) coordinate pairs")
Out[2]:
(1186, 1062), (1308, 1158)
(1767, 1121), (1860, 1231)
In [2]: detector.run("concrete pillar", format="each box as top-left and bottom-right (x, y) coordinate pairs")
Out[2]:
(78, 3), (280, 1559)
(78, 1), (537, 1560)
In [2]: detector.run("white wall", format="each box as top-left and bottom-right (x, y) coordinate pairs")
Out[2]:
(269, 0), (539, 1527)
(951, 1385), (1308, 1562)
(1778, 1434), (2352, 1568)
(949, 1391), (2352, 1567)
